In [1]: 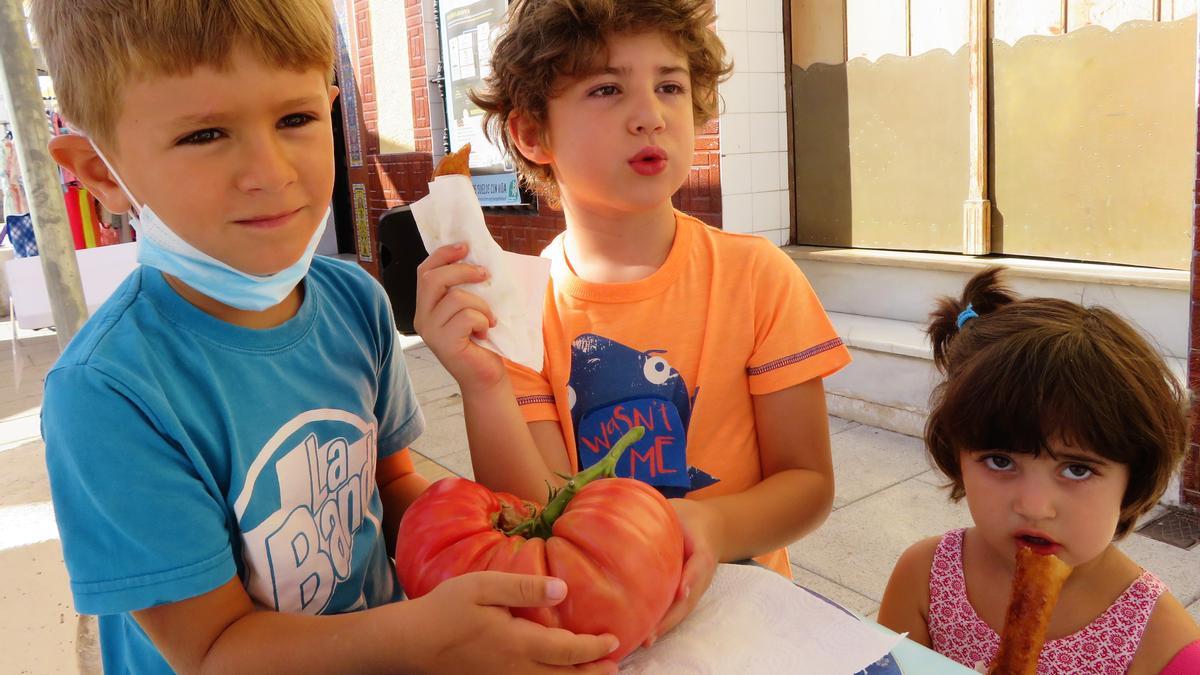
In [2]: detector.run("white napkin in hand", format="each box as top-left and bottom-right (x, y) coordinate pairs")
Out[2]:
(619, 564), (904, 674)
(410, 174), (550, 371)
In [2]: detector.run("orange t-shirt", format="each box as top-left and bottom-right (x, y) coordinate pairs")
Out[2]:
(507, 211), (851, 576)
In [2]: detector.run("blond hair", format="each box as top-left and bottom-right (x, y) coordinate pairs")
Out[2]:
(470, 0), (731, 205)
(31, 0), (335, 146)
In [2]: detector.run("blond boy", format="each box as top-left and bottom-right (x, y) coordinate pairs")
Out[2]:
(36, 1), (618, 672)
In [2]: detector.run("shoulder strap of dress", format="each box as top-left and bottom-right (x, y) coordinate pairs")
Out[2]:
(928, 528), (967, 607)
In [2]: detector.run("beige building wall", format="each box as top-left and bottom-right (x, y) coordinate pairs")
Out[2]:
(791, 0), (970, 252)
(992, 10), (1197, 269)
(789, 0), (1197, 268)
(369, 0), (415, 155)
(791, 51), (970, 251)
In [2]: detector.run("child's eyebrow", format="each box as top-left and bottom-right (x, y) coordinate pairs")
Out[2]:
(173, 111), (233, 127)
(597, 65), (689, 77)
(1054, 451), (1108, 465)
(172, 96), (326, 127)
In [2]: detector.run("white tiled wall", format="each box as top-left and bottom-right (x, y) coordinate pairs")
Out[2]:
(717, 0), (788, 246)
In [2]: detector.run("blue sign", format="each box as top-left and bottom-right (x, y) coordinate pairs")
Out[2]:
(471, 173), (521, 207)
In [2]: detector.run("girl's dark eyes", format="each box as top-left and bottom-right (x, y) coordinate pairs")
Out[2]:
(977, 453), (1098, 481)
(1061, 464), (1095, 481)
(981, 454), (1014, 471)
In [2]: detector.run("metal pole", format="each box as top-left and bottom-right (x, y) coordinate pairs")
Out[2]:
(0, 0), (86, 347)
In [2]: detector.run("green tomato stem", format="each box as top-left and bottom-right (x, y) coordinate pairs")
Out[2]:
(503, 426), (645, 539)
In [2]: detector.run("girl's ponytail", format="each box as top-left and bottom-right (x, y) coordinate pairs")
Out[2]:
(927, 267), (1017, 371)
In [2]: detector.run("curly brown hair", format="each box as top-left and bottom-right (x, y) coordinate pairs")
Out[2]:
(469, 0), (731, 205)
(924, 268), (1188, 539)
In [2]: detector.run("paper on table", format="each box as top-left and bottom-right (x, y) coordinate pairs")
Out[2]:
(410, 175), (550, 371)
(620, 564), (905, 674)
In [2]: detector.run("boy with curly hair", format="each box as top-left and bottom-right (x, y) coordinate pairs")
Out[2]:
(417, 0), (851, 643)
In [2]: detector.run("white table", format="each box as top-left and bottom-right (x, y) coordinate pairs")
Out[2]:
(619, 564), (977, 674)
(4, 242), (138, 330)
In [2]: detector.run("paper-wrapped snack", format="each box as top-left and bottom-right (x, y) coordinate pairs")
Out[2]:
(410, 145), (550, 371)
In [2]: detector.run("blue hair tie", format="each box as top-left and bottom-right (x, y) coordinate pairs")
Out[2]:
(956, 303), (979, 330)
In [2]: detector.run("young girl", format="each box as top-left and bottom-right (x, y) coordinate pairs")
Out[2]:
(877, 268), (1200, 674)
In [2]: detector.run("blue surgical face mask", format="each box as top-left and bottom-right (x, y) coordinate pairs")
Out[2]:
(88, 139), (328, 312)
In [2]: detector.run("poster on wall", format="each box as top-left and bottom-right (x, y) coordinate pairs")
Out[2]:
(437, 0), (524, 206)
(352, 184), (373, 262)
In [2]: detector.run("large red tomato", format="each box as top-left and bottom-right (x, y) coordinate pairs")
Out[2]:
(395, 427), (684, 660)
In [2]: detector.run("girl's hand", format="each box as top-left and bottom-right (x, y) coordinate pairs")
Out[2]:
(413, 244), (506, 393)
(644, 498), (723, 646)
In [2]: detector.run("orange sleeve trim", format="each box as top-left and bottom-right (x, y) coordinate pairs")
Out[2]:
(516, 394), (556, 406)
(747, 338), (845, 377)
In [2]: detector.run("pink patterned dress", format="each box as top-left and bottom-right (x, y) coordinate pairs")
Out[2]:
(927, 528), (1165, 674)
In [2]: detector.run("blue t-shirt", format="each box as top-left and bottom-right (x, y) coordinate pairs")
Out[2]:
(41, 256), (425, 673)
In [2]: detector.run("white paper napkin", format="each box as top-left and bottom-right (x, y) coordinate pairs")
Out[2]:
(411, 175), (550, 371)
(619, 564), (905, 674)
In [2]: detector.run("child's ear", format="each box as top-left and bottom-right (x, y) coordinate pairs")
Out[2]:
(508, 112), (552, 166)
(48, 135), (133, 214)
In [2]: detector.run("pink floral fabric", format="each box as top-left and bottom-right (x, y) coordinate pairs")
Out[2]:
(927, 528), (1164, 674)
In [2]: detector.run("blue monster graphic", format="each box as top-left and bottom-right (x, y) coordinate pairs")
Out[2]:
(568, 333), (718, 498)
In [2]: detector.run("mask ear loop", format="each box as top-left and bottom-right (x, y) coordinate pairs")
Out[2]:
(84, 137), (143, 219)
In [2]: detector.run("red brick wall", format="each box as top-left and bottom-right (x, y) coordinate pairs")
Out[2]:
(1187, 20), (1200, 508)
(341, 1), (722, 261)
(1188, 190), (1200, 504)
(349, 0), (435, 265)
(673, 118), (723, 228)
